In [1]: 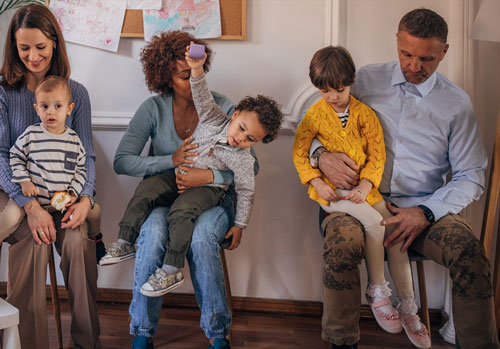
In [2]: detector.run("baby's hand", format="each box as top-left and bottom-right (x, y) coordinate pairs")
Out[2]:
(225, 226), (242, 250)
(67, 191), (77, 207)
(185, 42), (206, 78)
(20, 181), (38, 197)
(344, 178), (372, 203)
(310, 178), (338, 202)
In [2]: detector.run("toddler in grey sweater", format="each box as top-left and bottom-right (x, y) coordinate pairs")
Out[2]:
(102, 44), (283, 298)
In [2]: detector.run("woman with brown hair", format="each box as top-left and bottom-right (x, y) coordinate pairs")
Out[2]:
(0, 4), (100, 348)
(113, 31), (252, 349)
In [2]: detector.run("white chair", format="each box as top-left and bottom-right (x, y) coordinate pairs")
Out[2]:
(0, 298), (21, 349)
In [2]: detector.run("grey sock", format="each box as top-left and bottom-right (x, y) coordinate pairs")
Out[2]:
(161, 264), (180, 275)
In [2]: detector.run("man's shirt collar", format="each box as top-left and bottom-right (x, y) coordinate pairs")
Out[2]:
(391, 63), (437, 98)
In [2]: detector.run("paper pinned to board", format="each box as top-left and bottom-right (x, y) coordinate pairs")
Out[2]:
(143, 0), (221, 41)
(49, 0), (127, 52)
(127, 0), (161, 10)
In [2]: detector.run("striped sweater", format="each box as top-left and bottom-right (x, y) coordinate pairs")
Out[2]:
(10, 123), (86, 208)
(0, 80), (95, 208)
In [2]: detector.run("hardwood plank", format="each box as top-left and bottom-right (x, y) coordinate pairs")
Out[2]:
(46, 301), (455, 349)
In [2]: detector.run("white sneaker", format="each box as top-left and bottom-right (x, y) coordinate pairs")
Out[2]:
(140, 267), (184, 297)
(99, 241), (136, 266)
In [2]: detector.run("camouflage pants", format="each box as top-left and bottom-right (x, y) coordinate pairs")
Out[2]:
(321, 212), (499, 348)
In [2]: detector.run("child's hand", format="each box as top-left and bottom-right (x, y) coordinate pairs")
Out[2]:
(20, 181), (38, 197)
(225, 226), (242, 250)
(67, 191), (77, 207)
(344, 178), (373, 203)
(185, 42), (206, 79)
(310, 178), (338, 202)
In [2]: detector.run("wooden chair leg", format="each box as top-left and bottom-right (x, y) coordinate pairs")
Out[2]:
(416, 260), (431, 340)
(220, 249), (233, 313)
(48, 244), (63, 349)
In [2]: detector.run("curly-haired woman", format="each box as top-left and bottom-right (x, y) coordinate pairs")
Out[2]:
(112, 31), (254, 349)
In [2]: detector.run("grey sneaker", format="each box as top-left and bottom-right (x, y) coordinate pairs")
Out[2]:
(99, 241), (136, 266)
(140, 267), (184, 297)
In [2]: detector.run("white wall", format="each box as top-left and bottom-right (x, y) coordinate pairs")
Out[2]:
(1, 0), (496, 310)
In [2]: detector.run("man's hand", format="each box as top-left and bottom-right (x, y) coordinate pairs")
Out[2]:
(225, 226), (242, 250)
(20, 181), (38, 197)
(318, 152), (359, 190)
(61, 196), (91, 230)
(310, 178), (337, 202)
(176, 166), (213, 193)
(24, 199), (56, 245)
(382, 202), (430, 252)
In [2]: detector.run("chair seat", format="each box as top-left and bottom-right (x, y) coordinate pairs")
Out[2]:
(0, 298), (19, 329)
(407, 249), (428, 262)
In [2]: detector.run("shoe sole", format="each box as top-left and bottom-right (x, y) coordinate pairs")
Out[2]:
(370, 308), (402, 334)
(402, 323), (431, 349)
(140, 278), (185, 297)
(99, 253), (136, 266)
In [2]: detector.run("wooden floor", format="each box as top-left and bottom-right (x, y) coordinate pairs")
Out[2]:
(47, 301), (455, 348)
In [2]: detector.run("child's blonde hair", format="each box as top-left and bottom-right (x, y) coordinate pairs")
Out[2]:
(35, 75), (72, 103)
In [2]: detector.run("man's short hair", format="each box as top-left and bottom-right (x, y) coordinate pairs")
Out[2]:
(35, 75), (72, 103)
(309, 46), (355, 90)
(399, 8), (448, 44)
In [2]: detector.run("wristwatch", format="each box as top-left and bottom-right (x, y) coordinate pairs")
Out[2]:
(310, 146), (327, 169)
(81, 194), (95, 209)
(418, 205), (435, 224)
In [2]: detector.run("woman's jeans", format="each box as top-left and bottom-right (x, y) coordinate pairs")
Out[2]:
(129, 205), (232, 339)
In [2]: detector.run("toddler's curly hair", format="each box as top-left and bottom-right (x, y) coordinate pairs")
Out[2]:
(235, 95), (283, 144)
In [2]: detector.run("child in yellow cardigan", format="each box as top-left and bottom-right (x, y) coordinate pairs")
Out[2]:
(293, 46), (429, 345)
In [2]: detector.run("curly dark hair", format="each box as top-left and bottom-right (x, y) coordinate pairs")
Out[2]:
(235, 95), (283, 144)
(140, 31), (212, 96)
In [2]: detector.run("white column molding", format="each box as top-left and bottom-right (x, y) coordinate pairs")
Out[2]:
(283, 0), (346, 132)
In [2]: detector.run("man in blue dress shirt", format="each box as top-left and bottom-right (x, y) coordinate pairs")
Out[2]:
(311, 8), (498, 349)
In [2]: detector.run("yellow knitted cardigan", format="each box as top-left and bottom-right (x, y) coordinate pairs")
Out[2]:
(292, 95), (386, 206)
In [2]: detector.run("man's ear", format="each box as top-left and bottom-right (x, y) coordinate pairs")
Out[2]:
(67, 102), (75, 115)
(440, 43), (449, 61)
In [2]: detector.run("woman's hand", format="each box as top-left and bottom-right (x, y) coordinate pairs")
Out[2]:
(24, 199), (56, 245)
(172, 136), (199, 168)
(176, 166), (214, 193)
(61, 196), (91, 230)
(225, 226), (242, 250)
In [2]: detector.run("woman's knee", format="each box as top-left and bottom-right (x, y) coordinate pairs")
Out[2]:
(191, 206), (229, 246)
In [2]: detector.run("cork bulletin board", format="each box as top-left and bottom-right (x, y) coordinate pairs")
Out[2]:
(46, 0), (246, 40)
(121, 0), (246, 40)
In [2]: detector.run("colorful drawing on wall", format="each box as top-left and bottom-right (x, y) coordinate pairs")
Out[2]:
(49, 0), (127, 52)
(143, 0), (221, 41)
(127, 0), (161, 10)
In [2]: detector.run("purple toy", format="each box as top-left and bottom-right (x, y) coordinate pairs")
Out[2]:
(189, 43), (205, 59)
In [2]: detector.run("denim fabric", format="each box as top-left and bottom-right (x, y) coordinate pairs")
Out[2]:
(129, 202), (233, 339)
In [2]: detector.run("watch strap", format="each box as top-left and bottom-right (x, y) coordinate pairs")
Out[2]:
(418, 205), (435, 224)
